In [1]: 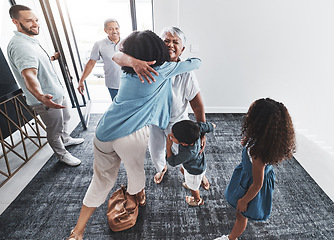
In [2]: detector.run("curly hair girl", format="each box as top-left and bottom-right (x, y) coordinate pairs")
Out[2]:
(242, 98), (296, 165)
(216, 98), (296, 240)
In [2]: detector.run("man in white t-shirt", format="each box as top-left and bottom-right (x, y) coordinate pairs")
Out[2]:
(77, 18), (122, 100)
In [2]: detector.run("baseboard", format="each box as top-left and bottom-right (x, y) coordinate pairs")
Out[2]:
(203, 107), (248, 113)
(294, 131), (334, 202)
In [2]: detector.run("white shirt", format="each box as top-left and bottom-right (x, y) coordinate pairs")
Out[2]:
(170, 71), (200, 122)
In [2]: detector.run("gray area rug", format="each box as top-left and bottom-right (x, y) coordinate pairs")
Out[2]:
(0, 113), (333, 240)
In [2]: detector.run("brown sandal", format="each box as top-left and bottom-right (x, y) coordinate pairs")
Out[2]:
(186, 196), (204, 206)
(154, 165), (167, 184)
(201, 175), (210, 190)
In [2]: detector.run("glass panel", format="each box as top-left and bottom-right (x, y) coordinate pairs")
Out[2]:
(12, 0), (56, 55)
(135, 0), (153, 31)
(66, 0), (132, 101)
(67, 0), (132, 62)
(1, 1), (15, 62)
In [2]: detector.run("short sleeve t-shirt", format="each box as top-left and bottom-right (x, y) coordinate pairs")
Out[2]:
(7, 31), (64, 106)
(90, 37), (122, 89)
(170, 71), (200, 122)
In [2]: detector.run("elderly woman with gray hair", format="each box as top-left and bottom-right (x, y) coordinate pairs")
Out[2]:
(113, 26), (209, 189)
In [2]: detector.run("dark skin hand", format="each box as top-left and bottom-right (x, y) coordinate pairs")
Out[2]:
(112, 52), (159, 84)
(132, 59), (158, 84)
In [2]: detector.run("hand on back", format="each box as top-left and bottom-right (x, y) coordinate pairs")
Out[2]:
(132, 59), (159, 84)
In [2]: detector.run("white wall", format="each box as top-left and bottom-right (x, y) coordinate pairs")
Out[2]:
(154, 0), (334, 151)
(154, 0), (334, 199)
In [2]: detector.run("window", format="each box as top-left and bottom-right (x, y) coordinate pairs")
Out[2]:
(66, 0), (154, 101)
(135, 0), (153, 31)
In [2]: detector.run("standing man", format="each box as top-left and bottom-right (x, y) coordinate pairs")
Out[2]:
(77, 18), (122, 100)
(7, 5), (84, 166)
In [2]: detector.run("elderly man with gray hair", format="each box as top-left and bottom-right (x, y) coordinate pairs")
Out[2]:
(78, 18), (122, 100)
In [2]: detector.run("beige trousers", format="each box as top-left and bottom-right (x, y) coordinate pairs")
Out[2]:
(31, 96), (71, 158)
(83, 126), (150, 207)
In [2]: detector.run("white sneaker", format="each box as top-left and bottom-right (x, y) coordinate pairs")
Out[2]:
(59, 153), (81, 166)
(63, 137), (84, 147)
(214, 235), (230, 240)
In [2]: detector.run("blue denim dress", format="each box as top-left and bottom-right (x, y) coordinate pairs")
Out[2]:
(225, 147), (275, 221)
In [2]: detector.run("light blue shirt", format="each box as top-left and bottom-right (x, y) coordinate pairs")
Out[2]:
(96, 58), (201, 142)
(7, 31), (64, 106)
(90, 37), (122, 89)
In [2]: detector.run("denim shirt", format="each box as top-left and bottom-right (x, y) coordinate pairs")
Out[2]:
(95, 58), (202, 142)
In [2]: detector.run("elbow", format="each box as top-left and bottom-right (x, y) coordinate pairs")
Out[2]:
(112, 53), (119, 63)
(166, 160), (175, 167)
(195, 58), (202, 68)
(192, 105), (204, 115)
(254, 182), (263, 190)
(188, 58), (202, 69)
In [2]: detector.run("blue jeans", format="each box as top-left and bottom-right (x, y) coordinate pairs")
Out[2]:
(108, 88), (118, 100)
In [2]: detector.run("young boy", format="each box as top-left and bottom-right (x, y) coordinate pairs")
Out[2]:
(166, 120), (216, 206)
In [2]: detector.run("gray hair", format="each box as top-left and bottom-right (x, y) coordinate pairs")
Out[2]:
(160, 26), (186, 47)
(104, 18), (119, 29)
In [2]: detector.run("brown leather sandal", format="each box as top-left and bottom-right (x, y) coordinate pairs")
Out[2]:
(154, 165), (167, 184)
(186, 196), (204, 206)
(201, 175), (210, 190)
